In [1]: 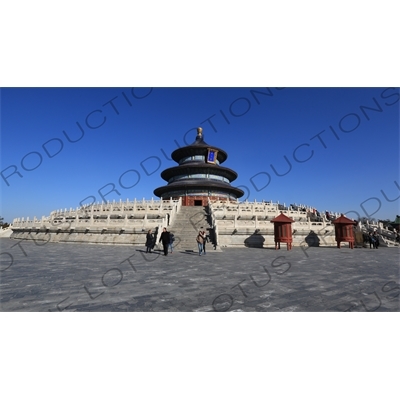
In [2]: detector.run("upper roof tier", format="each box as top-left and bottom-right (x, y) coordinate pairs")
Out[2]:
(171, 127), (228, 164)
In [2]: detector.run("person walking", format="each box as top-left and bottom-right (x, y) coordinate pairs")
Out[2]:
(169, 232), (175, 254)
(196, 230), (205, 256)
(159, 227), (171, 256)
(145, 229), (154, 253)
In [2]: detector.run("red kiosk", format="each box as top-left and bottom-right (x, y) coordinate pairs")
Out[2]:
(333, 214), (357, 249)
(271, 213), (295, 250)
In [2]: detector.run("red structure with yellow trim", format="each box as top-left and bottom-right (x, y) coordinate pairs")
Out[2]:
(333, 214), (357, 249)
(271, 212), (295, 250)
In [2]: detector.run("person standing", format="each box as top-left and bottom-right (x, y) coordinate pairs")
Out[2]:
(373, 231), (379, 249)
(169, 232), (175, 254)
(159, 227), (171, 256)
(368, 232), (375, 249)
(196, 230), (205, 256)
(145, 229), (154, 253)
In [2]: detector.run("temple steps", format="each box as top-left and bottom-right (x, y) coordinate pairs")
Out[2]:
(169, 206), (212, 252)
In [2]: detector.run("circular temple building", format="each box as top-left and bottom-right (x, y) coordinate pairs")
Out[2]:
(154, 127), (244, 206)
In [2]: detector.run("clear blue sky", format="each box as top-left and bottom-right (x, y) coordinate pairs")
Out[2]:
(1, 87), (399, 223)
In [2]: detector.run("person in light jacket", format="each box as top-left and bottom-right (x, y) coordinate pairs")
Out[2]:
(145, 229), (154, 253)
(169, 232), (175, 254)
(196, 230), (205, 256)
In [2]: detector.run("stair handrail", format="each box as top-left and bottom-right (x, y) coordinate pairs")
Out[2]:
(207, 197), (218, 247)
(155, 215), (168, 245)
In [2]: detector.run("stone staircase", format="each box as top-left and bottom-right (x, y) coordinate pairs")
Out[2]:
(0, 227), (12, 238)
(362, 227), (399, 247)
(169, 206), (214, 252)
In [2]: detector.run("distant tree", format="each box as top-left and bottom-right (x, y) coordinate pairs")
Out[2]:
(0, 216), (9, 229)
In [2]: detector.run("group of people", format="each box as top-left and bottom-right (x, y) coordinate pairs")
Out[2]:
(146, 227), (209, 256)
(367, 231), (380, 249)
(145, 228), (175, 256)
(196, 228), (208, 256)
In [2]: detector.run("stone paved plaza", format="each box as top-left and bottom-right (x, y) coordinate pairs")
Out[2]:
(0, 238), (399, 312)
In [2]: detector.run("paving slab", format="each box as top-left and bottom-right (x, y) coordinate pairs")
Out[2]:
(0, 238), (399, 312)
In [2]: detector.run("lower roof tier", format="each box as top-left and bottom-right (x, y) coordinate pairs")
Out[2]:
(153, 180), (244, 199)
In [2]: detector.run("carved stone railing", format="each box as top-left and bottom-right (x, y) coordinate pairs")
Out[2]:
(207, 197), (219, 247)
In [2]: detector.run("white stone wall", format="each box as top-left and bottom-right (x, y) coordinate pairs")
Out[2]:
(11, 197), (396, 248)
(10, 230), (148, 245)
(11, 198), (181, 245)
(208, 199), (343, 248)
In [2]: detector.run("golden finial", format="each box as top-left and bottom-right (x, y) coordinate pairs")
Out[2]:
(197, 127), (203, 136)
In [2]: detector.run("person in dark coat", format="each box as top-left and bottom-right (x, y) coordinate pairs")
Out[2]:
(368, 232), (375, 249)
(373, 231), (379, 249)
(159, 227), (171, 256)
(145, 229), (154, 253)
(201, 229), (208, 255)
